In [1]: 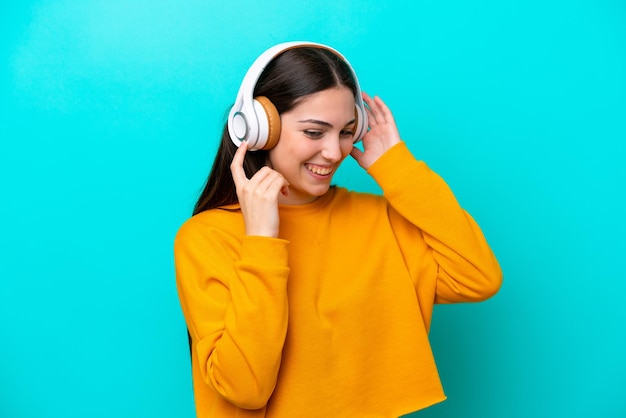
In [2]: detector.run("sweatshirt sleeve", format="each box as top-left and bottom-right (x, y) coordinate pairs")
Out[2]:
(367, 142), (502, 304)
(174, 216), (290, 409)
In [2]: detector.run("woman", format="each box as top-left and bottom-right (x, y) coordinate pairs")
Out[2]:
(174, 42), (502, 417)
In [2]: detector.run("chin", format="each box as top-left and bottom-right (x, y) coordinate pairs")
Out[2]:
(308, 184), (332, 196)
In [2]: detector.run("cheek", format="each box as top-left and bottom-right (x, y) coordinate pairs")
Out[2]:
(340, 140), (354, 157)
(268, 139), (290, 164)
(267, 151), (283, 173)
(267, 141), (298, 173)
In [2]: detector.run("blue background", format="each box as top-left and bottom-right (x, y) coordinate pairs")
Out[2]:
(1, 1), (625, 417)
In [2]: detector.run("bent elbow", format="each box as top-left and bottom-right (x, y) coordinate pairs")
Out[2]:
(228, 383), (276, 410)
(473, 261), (503, 301)
(204, 361), (279, 410)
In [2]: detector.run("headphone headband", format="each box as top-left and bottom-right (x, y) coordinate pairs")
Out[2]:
(227, 41), (368, 150)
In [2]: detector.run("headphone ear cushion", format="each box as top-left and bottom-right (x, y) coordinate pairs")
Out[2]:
(254, 96), (281, 150)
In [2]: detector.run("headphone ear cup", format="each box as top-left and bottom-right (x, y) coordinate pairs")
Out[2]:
(253, 96), (281, 150)
(354, 106), (361, 142)
(353, 103), (367, 142)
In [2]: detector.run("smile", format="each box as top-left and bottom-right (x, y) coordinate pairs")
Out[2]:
(305, 163), (333, 176)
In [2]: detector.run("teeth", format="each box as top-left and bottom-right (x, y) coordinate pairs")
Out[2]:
(307, 164), (332, 175)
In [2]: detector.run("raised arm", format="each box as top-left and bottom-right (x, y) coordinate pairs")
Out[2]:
(356, 94), (502, 304)
(370, 145), (502, 303)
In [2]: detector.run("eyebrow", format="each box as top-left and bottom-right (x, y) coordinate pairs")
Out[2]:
(297, 118), (356, 128)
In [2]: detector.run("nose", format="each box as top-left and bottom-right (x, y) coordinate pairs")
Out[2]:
(320, 135), (342, 162)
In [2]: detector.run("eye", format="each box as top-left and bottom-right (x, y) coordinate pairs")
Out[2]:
(340, 129), (354, 138)
(303, 130), (323, 139)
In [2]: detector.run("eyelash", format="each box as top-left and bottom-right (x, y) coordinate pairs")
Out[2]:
(303, 130), (354, 139)
(303, 130), (323, 138)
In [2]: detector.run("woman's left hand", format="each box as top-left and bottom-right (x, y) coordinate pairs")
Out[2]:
(350, 92), (402, 170)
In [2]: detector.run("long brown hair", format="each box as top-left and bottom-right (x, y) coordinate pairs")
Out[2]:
(192, 46), (358, 216)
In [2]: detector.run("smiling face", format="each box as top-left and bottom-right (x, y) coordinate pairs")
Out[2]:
(268, 86), (356, 205)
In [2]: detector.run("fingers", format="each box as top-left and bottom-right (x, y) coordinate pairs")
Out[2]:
(230, 140), (249, 187)
(252, 167), (290, 197)
(247, 166), (289, 198)
(350, 146), (367, 168)
(230, 141), (289, 198)
(374, 95), (396, 125)
(362, 92), (395, 127)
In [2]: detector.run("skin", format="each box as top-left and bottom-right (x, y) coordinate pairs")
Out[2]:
(230, 89), (401, 238)
(269, 86), (357, 206)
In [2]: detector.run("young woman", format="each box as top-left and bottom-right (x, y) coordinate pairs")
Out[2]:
(174, 42), (502, 417)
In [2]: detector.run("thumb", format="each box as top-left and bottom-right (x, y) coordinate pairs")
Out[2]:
(350, 145), (363, 161)
(350, 146), (367, 168)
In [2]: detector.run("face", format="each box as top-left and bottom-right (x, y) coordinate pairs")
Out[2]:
(269, 86), (356, 205)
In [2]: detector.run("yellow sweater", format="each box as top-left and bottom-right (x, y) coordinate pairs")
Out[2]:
(174, 142), (502, 417)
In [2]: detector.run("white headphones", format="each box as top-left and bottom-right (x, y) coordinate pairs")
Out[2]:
(227, 41), (368, 151)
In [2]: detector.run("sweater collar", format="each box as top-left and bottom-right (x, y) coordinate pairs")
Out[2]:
(278, 186), (337, 216)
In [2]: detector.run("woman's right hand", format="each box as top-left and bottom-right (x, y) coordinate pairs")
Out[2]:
(230, 141), (289, 238)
